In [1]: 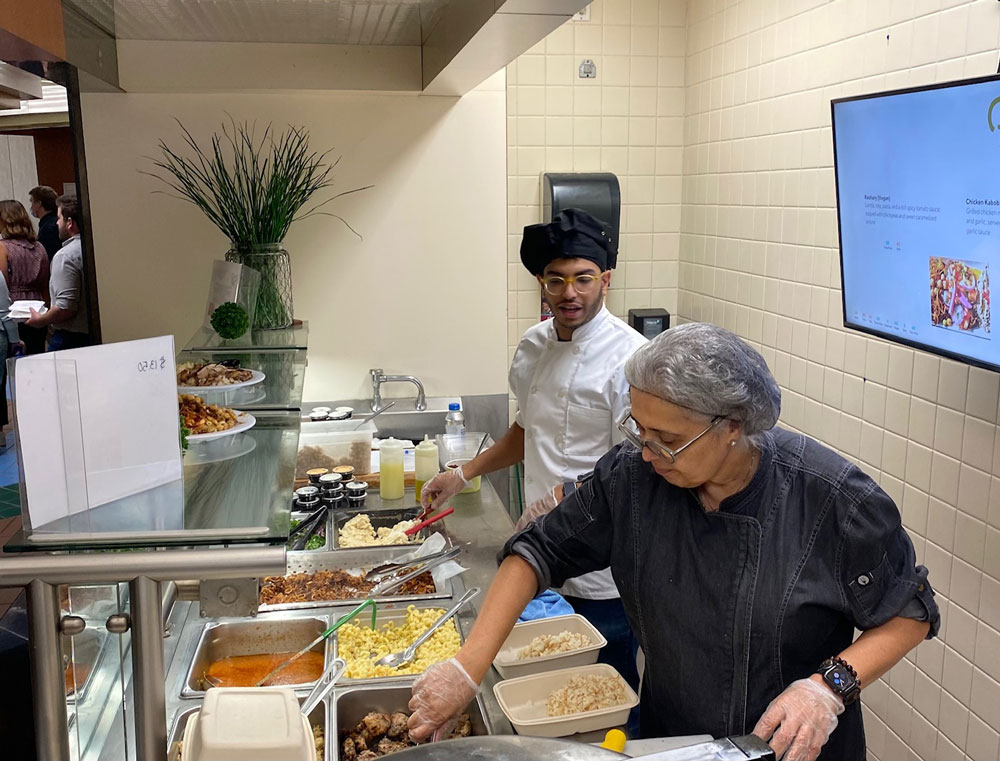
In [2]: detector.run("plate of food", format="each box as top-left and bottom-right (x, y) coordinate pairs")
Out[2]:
(179, 394), (256, 442)
(177, 361), (266, 392)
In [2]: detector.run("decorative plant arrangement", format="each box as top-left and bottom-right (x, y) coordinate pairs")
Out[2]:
(147, 119), (371, 329)
(210, 302), (249, 340)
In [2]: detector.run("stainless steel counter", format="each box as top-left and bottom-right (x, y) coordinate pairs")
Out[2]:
(357, 482), (519, 737)
(89, 476), (518, 760)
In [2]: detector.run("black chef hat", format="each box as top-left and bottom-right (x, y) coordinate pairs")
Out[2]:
(520, 208), (617, 276)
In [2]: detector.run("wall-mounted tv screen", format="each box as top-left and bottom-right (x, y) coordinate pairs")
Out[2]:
(832, 75), (1000, 373)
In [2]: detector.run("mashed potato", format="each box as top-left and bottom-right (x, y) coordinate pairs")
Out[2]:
(338, 514), (420, 547)
(337, 605), (460, 678)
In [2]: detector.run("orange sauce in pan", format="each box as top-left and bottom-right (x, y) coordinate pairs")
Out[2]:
(65, 662), (92, 695)
(205, 651), (324, 687)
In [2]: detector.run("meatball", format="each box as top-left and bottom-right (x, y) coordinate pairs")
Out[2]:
(452, 713), (472, 738)
(360, 712), (390, 741)
(387, 712), (409, 739)
(376, 737), (411, 755)
(342, 737), (357, 760)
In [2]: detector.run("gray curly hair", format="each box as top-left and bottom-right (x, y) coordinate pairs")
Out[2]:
(624, 322), (781, 441)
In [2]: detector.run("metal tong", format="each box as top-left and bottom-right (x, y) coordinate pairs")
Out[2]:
(300, 657), (346, 716)
(403, 507), (453, 536)
(290, 505), (329, 551)
(364, 545), (461, 582)
(372, 587), (480, 669)
(369, 546), (462, 596)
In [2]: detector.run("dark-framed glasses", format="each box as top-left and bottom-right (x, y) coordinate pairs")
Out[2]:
(540, 274), (602, 296)
(617, 410), (723, 464)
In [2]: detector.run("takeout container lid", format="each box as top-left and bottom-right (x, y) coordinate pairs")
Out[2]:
(493, 663), (638, 738)
(493, 614), (606, 679)
(181, 688), (314, 761)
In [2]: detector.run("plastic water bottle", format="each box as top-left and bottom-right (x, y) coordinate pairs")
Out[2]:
(445, 403), (466, 435)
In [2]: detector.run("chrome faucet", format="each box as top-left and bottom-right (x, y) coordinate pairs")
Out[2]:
(370, 368), (427, 412)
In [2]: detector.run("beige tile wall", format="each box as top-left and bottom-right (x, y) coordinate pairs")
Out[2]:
(679, 1), (1000, 760)
(506, 0), (688, 364)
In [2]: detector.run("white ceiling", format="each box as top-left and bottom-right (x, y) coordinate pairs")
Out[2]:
(65, 0), (450, 46)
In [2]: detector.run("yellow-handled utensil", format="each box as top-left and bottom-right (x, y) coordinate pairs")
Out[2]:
(600, 729), (627, 753)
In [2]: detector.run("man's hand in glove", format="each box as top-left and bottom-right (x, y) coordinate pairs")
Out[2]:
(420, 467), (471, 512)
(514, 484), (565, 531)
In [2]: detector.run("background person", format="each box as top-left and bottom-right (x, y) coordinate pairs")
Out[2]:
(26, 195), (90, 351)
(28, 185), (60, 261)
(0, 270), (22, 435)
(0, 200), (50, 355)
(409, 323), (938, 761)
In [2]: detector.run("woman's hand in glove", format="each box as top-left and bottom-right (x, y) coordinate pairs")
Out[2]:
(407, 658), (479, 742)
(752, 677), (845, 761)
(420, 467), (471, 512)
(514, 484), (564, 531)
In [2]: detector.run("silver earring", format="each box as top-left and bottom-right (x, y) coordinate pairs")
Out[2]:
(730, 440), (736, 447)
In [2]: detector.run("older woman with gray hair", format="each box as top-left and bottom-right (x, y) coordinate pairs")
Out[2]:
(408, 323), (938, 761)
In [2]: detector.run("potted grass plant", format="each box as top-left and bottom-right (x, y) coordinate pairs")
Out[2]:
(147, 119), (370, 329)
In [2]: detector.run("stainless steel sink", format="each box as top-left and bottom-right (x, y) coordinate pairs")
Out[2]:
(305, 397), (459, 442)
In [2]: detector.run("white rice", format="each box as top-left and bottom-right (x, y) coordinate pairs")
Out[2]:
(546, 674), (628, 717)
(516, 631), (593, 660)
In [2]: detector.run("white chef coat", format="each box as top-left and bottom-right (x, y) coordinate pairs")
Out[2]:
(510, 306), (648, 599)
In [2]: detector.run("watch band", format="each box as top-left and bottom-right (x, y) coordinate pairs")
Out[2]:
(817, 656), (861, 704)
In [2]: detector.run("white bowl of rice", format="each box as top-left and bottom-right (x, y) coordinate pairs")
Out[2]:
(493, 614), (606, 679)
(493, 663), (639, 737)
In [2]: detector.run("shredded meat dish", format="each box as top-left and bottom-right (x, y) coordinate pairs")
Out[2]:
(260, 570), (435, 605)
(177, 362), (253, 387)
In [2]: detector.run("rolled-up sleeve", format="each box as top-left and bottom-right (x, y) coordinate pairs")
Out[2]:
(839, 480), (940, 638)
(50, 253), (81, 312)
(499, 446), (622, 592)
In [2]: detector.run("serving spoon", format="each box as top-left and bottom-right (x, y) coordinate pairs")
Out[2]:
(372, 587), (479, 669)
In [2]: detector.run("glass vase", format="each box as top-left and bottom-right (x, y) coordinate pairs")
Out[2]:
(226, 243), (294, 330)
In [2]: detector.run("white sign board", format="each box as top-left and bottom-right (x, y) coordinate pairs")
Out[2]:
(14, 336), (182, 531)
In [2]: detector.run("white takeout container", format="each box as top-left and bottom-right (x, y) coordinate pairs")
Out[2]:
(181, 688), (314, 761)
(493, 663), (639, 737)
(493, 614), (606, 679)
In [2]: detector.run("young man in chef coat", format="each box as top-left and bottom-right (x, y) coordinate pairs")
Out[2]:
(421, 207), (647, 691)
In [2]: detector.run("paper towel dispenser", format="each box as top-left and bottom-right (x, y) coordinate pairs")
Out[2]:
(542, 172), (621, 241)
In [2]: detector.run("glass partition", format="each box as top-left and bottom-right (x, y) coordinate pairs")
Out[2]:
(5, 409), (299, 551)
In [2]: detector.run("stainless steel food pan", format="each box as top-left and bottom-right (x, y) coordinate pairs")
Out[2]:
(180, 615), (330, 698)
(259, 547), (455, 612)
(331, 508), (433, 549)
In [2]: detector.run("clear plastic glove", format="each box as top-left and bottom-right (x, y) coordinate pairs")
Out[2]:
(407, 657), (479, 742)
(420, 467), (470, 512)
(752, 677), (845, 761)
(514, 487), (559, 531)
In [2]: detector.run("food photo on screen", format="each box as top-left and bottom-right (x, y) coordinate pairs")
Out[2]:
(928, 257), (990, 336)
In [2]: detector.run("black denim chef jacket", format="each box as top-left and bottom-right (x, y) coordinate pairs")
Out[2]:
(502, 428), (939, 761)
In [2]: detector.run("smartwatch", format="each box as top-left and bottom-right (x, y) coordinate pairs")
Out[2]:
(816, 657), (861, 705)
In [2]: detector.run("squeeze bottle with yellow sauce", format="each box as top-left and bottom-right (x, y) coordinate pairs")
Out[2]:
(379, 438), (405, 500)
(414, 435), (439, 498)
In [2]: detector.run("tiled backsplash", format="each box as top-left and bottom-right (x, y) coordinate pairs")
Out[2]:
(508, 0), (1000, 759)
(506, 0), (687, 364)
(680, 1), (1000, 759)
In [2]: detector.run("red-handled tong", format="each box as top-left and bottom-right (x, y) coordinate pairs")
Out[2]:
(405, 507), (454, 536)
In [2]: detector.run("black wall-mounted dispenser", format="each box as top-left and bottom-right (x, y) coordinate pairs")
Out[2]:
(541, 172), (622, 241)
